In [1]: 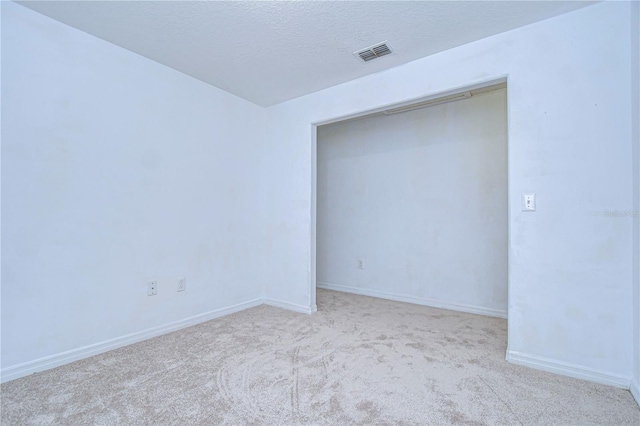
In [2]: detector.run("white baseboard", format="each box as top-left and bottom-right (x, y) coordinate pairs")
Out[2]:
(506, 350), (631, 389)
(631, 379), (640, 407)
(263, 298), (316, 314)
(317, 282), (507, 319)
(0, 298), (263, 384)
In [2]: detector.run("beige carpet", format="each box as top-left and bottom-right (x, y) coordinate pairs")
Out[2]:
(1, 289), (639, 425)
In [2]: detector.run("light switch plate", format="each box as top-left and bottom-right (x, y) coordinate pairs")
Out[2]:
(522, 193), (536, 211)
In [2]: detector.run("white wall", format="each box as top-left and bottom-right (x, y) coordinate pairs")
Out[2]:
(316, 89), (507, 317)
(631, 0), (640, 406)
(263, 2), (635, 386)
(1, 2), (266, 376)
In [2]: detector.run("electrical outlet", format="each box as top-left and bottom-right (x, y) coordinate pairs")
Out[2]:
(358, 259), (364, 269)
(148, 281), (158, 296)
(177, 278), (186, 292)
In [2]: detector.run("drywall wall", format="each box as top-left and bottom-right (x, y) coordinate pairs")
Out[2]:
(632, 0), (640, 406)
(263, 1), (635, 386)
(1, 2), (266, 377)
(316, 89), (507, 317)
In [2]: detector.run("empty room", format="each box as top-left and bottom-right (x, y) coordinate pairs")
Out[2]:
(1, 1), (639, 424)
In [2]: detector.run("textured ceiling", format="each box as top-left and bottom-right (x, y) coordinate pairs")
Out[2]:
(18, 1), (595, 107)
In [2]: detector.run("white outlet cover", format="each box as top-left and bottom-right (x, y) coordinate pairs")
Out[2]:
(178, 278), (186, 292)
(148, 281), (158, 296)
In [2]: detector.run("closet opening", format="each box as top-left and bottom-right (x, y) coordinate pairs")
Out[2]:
(310, 80), (509, 322)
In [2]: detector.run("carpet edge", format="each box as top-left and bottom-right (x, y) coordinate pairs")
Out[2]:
(506, 349), (632, 389)
(263, 298), (317, 314)
(317, 282), (507, 319)
(0, 298), (264, 384)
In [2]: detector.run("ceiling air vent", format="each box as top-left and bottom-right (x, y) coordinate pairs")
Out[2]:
(354, 41), (393, 63)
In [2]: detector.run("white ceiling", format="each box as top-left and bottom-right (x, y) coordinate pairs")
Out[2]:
(18, 1), (595, 107)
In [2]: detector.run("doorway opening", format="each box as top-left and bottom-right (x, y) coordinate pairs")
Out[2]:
(310, 80), (509, 320)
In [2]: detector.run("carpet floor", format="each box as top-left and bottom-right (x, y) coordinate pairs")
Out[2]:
(1, 289), (639, 425)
